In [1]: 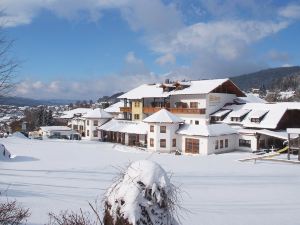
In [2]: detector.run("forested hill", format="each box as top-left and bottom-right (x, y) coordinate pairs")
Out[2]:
(231, 66), (300, 91)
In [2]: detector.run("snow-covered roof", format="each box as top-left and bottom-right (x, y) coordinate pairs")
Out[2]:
(229, 109), (251, 118)
(82, 108), (112, 119)
(256, 129), (288, 140)
(39, 126), (72, 132)
(104, 101), (123, 113)
(287, 128), (300, 134)
(118, 84), (170, 99)
(99, 119), (147, 134)
(60, 108), (92, 119)
(236, 93), (267, 104)
(143, 109), (184, 123)
(211, 109), (232, 117)
(118, 78), (244, 99)
(248, 110), (269, 119)
(170, 79), (229, 95)
(221, 102), (300, 129)
(177, 123), (237, 137)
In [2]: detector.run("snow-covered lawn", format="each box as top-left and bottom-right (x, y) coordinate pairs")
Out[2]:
(1, 136), (300, 225)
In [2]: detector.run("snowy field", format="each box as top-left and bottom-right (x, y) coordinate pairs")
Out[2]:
(1, 135), (300, 225)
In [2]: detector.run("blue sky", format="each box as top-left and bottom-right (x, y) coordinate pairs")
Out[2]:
(1, 0), (300, 100)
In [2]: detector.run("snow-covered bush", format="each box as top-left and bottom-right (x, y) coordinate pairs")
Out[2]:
(0, 144), (12, 161)
(103, 160), (179, 225)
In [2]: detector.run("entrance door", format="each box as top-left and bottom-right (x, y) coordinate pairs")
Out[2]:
(185, 138), (199, 154)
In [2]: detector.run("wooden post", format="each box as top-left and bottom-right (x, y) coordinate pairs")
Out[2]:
(288, 133), (291, 160)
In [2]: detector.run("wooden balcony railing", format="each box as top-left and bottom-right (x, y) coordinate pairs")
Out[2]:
(120, 107), (132, 113)
(143, 106), (206, 115)
(169, 108), (206, 114)
(143, 107), (164, 114)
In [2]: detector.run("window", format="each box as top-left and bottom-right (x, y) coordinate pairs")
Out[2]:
(86, 120), (90, 126)
(93, 120), (98, 126)
(87, 130), (90, 136)
(220, 140), (224, 148)
(134, 114), (140, 120)
(185, 138), (199, 154)
(195, 120), (199, 125)
(225, 139), (228, 148)
(172, 138), (176, 147)
(215, 140), (219, 149)
(160, 126), (166, 133)
(134, 101), (140, 107)
(150, 125), (154, 132)
(150, 138), (154, 147)
(190, 102), (198, 108)
(239, 139), (251, 147)
(160, 139), (166, 148)
(79, 125), (84, 131)
(93, 130), (98, 137)
(73, 125), (78, 130)
(190, 120), (193, 124)
(251, 118), (260, 123)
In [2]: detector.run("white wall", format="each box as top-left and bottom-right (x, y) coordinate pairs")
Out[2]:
(179, 134), (238, 155)
(206, 93), (236, 115)
(84, 118), (110, 141)
(170, 94), (206, 109)
(147, 123), (179, 153)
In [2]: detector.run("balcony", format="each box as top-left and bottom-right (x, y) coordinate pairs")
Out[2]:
(169, 108), (206, 114)
(143, 106), (206, 115)
(143, 107), (164, 114)
(120, 107), (132, 113)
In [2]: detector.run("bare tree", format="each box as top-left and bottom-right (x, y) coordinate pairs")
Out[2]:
(0, 197), (30, 225)
(0, 26), (17, 97)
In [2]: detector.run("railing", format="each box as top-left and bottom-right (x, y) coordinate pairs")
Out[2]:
(143, 107), (164, 114)
(143, 107), (206, 114)
(120, 107), (132, 113)
(169, 108), (206, 114)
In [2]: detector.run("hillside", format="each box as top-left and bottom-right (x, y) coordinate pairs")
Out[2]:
(231, 66), (300, 91)
(0, 97), (74, 106)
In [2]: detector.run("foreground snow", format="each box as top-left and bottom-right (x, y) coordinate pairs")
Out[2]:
(1, 136), (300, 225)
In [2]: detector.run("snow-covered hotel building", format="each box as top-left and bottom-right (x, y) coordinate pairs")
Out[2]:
(97, 78), (300, 155)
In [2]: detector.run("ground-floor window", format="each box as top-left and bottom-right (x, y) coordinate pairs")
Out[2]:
(73, 125), (78, 130)
(87, 130), (90, 137)
(150, 138), (154, 147)
(225, 139), (228, 148)
(134, 114), (140, 120)
(215, 140), (218, 149)
(185, 138), (199, 154)
(160, 139), (166, 148)
(172, 138), (176, 147)
(239, 139), (251, 147)
(220, 140), (224, 148)
(93, 130), (98, 137)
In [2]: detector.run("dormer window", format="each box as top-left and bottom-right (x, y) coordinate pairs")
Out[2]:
(249, 110), (269, 123)
(229, 109), (251, 123)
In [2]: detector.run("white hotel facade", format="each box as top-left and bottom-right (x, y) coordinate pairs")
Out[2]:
(61, 78), (300, 155)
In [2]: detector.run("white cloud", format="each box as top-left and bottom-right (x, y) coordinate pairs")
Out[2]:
(125, 51), (143, 64)
(151, 20), (289, 60)
(155, 53), (176, 65)
(279, 3), (300, 19)
(15, 72), (162, 100)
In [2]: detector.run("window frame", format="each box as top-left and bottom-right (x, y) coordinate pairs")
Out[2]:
(160, 126), (166, 133)
(160, 139), (166, 148)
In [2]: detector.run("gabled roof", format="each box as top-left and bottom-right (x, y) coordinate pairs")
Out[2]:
(104, 101), (123, 113)
(220, 102), (300, 129)
(177, 123), (237, 137)
(118, 79), (245, 99)
(82, 108), (112, 119)
(98, 119), (147, 135)
(60, 108), (92, 119)
(143, 109), (184, 123)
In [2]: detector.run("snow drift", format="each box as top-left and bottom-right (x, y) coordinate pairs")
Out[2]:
(104, 160), (179, 225)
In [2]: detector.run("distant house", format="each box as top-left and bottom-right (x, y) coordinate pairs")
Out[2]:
(38, 126), (79, 139)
